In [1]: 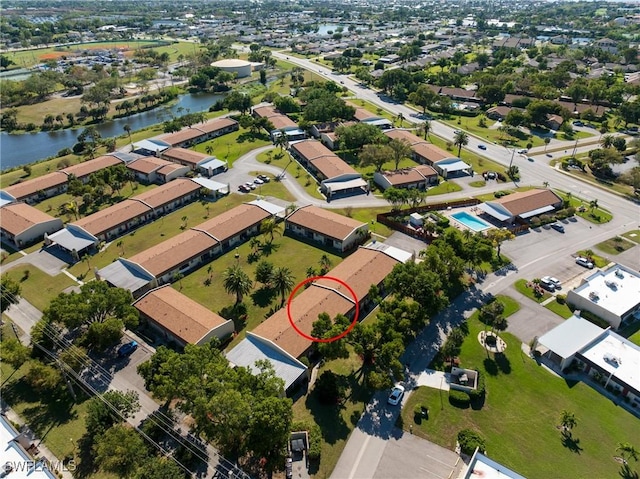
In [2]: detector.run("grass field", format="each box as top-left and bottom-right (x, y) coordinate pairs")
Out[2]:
(178, 235), (343, 350)
(6, 40), (171, 69)
(514, 278), (552, 303)
(400, 316), (639, 479)
(544, 298), (574, 319)
(554, 190), (613, 224)
(256, 148), (325, 200)
(621, 229), (640, 244)
(291, 346), (374, 479)
(192, 129), (271, 167)
(595, 235), (636, 256)
(2, 264), (76, 311)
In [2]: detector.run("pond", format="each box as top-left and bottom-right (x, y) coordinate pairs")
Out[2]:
(1, 92), (225, 169)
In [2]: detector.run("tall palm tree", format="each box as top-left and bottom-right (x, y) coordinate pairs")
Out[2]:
(589, 198), (598, 213)
(396, 112), (405, 127)
(260, 218), (283, 243)
(319, 254), (332, 274)
(388, 138), (413, 170)
(543, 181), (550, 188)
(123, 124), (132, 149)
(223, 265), (253, 304)
(271, 267), (295, 305)
(453, 130), (469, 157)
(205, 144), (214, 156)
(420, 120), (431, 140)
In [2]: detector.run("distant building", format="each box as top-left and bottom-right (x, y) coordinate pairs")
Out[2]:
(373, 165), (438, 191)
(463, 450), (527, 479)
(210, 58), (252, 78)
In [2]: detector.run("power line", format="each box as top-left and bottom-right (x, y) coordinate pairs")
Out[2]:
(31, 319), (251, 479)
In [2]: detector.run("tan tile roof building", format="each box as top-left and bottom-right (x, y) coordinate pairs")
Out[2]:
(0, 203), (62, 237)
(3, 172), (68, 201)
(128, 229), (219, 277)
(251, 247), (401, 358)
(286, 205), (366, 242)
(134, 285), (232, 345)
(73, 200), (152, 237)
(133, 179), (200, 209)
(494, 189), (563, 217)
(194, 203), (271, 242)
(160, 128), (204, 147)
(162, 148), (210, 167)
(61, 155), (123, 179)
(127, 157), (174, 175)
(196, 117), (238, 134)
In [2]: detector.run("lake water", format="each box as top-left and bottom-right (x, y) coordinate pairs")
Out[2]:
(0, 92), (224, 169)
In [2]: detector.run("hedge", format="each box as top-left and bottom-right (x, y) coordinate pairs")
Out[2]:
(458, 429), (486, 455)
(449, 389), (471, 408)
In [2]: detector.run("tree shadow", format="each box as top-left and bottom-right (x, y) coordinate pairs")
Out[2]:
(494, 353), (511, 374)
(74, 433), (99, 479)
(620, 464), (640, 479)
(483, 357), (499, 376)
(259, 242), (281, 256)
(251, 286), (276, 308)
(305, 389), (350, 446)
(561, 433), (583, 454)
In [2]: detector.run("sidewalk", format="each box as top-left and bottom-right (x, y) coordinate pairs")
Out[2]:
(1, 400), (74, 479)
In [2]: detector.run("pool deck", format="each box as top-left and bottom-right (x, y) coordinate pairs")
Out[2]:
(449, 208), (492, 232)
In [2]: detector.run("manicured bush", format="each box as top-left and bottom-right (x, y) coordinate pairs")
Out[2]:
(457, 429), (486, 455)
(449, 389), (470, 408)
(469, 374), (485, 401)
(556, 294), (566, 305)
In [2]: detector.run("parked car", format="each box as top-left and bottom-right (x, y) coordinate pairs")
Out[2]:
(576, 257), (594, 269)
(258, 174), (271, 182)
(238, 185), (250, 193)
(550, 223), (565, 233)
(539, 278), (556, 292)
(478, 144), (487, 150)
(548, 276), (562, 288)
(573, 121), (584, 127)
(517, 149), (528, 154)
(254, 178), (264, 185)
(388, 384), (405, 406)
(244, 181), (256, 190)
(117, 341), (138, 358)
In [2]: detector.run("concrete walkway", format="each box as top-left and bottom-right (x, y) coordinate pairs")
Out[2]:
(415, 369), (451, 391)
(1, 400), (74, 479)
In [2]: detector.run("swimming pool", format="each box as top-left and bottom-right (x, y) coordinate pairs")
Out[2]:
(451, 211), (491, 232)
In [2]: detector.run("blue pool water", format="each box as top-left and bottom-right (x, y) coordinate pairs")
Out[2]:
(451, 211), (491, 232)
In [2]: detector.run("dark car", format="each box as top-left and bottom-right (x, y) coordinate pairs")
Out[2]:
(550, 223), (565, 233)
(478, 144), (487, 150)
(117, 341), (138, 358)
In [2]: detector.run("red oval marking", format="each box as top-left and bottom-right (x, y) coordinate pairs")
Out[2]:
(286, 275), (359, 343)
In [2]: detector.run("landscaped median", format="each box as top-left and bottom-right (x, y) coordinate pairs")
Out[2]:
(400, 315), (639, 479)
(513, 278), (552, 303)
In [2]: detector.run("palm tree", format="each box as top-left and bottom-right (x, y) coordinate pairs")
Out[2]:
(249, 237), (261, 255)
(396, 112), (405, 127)
(388, 138), (413, 170)
(564, 191), (573, 208)
(419, 120), (431, 140)
(617, 442), (639, 465)
(260, 218), (283, 243)
(319, 254), (332, 275)
(58, 201), (80, 221)
(453, 130), (469, 157)
(543, 181), (550, 188)
(544, 137), (551, 151)
(589, 198), (598, 213)
(123, 124), (132, 149)
(205, 144), (214, 156)
(271, 266), (295, 305)
(223, 265), (253, 304)
(559, 410), (577, 437)
(600, 134), (614, 149)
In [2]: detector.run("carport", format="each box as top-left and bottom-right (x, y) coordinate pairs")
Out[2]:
(46, 225), (99, 260)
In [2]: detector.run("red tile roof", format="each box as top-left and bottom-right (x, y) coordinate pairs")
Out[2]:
(3, 172), (68, 200)
(0, 203), (61, 236)
(73, 200), (151, 236)
(61, 155), (122, 179)
(133, 179), (200, 208)
(287, 205), (366, 241)
(195, 204), (271, 242)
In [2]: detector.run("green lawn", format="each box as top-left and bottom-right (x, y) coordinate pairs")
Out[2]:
(514, 278), (551, 303)
(469, 180), (486, 188)
(291, 346), (373, 479)
(425, 180), (463, 196)
(554, 191), (613, 224)
(544, 299), (574, 319)
(349, 207), (393, 238)
(177, 235), (342, 350)
(191, 128), (271, 167)
(473, 186), (535, 203)
(401, 317), (640, 479)
(621, 229), (640, 244)
(256, 148), (325, 200)
(2, 264), (76, 311)
(67, 194), (249, 282)
(595, 236), (636, 256)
